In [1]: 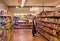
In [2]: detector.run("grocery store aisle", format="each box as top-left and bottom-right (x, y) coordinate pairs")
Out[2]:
(10, 29), (47, 41)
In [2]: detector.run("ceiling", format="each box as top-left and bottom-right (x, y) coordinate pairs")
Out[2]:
(2, 0), (60, 13)
(2, 0), (60, 6)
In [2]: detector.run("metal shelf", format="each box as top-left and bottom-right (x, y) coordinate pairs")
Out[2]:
(38, 27), (60, 39)
(42, 24), (60, 31)
(40, 20), (60, 25)
(40, 16), (60, 18)
(38, 31), (49, 41)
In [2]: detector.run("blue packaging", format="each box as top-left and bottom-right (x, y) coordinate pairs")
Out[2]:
(0, 10), (3, 15)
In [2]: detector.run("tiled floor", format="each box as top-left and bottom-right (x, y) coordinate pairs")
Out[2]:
(10, 29), (48, 41)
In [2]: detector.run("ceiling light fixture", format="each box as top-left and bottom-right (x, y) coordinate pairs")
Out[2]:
(55, 5), (60, 8)
(21, 0), (26, 8)
(16, 6), (19, 9)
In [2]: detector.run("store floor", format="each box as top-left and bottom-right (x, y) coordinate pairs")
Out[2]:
(10, 29), (48, 41)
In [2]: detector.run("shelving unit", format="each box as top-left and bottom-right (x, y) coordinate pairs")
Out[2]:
(40, 16), (60, 18)
(0, 10), (13, 41)
(13, 15), (33, 29)
(37, 11), (60, 41)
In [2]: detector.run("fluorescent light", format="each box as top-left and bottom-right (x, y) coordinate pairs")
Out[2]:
(55, 5), (60, 8)
(21, 0), (25, 8)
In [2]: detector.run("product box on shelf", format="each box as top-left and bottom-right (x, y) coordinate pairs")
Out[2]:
(53, 31), (60, 41)
(0, 17), (2, 22)
(57, 19), (60, 24)
(54, 11), (60, 16)
(45, 27), (53, 34)
(0, 10), (3, 15)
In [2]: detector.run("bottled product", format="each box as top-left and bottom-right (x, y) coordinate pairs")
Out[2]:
(0, 17), (2, 22)
(0, 10), (3, 15)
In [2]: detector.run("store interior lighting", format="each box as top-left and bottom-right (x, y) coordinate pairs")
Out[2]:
(16, 6), (19, 9)
(55, 5), (60, 8)
(21, 0), (26, 8)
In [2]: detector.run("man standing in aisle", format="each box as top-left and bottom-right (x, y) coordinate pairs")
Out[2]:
(32, 16), (37, 36)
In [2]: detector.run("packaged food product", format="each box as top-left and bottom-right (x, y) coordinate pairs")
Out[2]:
(57, 19), (60, 24)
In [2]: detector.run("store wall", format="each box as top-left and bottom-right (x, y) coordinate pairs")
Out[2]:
(13, 13), (36, 16)
(9, 7), (55, 13)
(8, 7), (36, 13)
(0, 0), (8, 10)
